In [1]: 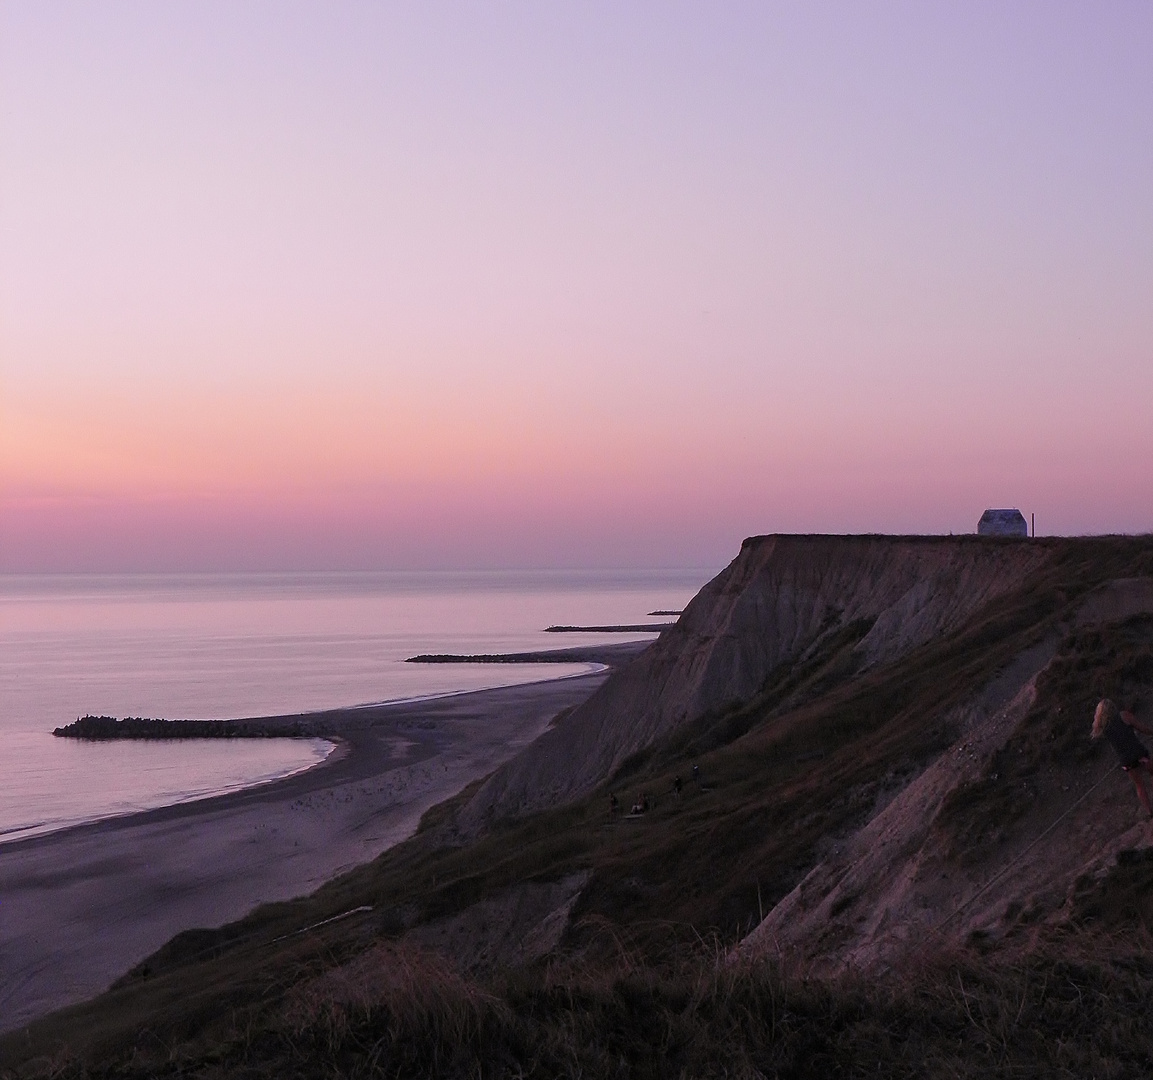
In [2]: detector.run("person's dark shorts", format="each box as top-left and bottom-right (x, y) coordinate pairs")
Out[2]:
(1121, 754), (1150, 772)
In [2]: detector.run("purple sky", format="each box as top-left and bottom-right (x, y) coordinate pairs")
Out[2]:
(2, 2), (1151, 570)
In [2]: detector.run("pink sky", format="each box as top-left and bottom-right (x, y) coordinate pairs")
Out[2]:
(2, 2), (1152, 571)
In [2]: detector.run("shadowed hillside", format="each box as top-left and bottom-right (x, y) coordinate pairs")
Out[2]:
(5, 534), (1153, 1079)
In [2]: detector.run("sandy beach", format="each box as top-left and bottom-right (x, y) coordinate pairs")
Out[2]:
(0, 643), (643, 1033)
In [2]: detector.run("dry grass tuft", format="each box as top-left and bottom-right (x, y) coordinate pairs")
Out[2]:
(282, 941), (506, 1053)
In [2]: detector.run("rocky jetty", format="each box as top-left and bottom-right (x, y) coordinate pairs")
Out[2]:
(54, 715), (312, 739)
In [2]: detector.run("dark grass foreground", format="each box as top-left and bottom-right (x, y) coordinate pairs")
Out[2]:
(11, 943), (1153, 1079)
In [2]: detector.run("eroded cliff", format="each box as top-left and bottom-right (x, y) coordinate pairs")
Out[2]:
(739, 575), (1153, 971)
(462, 534), (1051, 827)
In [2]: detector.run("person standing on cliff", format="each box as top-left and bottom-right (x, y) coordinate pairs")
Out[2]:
(1092, 699), (1153, 818)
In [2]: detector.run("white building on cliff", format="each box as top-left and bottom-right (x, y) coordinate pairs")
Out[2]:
(977, 508), (1028, 537)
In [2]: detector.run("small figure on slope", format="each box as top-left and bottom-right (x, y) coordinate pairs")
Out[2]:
(1092, 698), (1153, 818)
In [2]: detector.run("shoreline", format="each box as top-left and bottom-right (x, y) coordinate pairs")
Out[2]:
(8, 657), (615, 849)
(0, 738), (344, 848)
(0, 641), (646, 1033)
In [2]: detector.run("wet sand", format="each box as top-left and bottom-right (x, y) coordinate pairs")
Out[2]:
(0, 643), (644, 1033)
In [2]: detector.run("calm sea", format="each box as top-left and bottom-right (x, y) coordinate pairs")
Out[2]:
(0, 569), (711, 843)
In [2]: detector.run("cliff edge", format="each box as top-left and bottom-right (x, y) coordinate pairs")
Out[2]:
(461, 534), (1050, 828)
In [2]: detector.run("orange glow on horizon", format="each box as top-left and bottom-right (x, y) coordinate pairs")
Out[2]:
(3, 5), (1152, 569)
